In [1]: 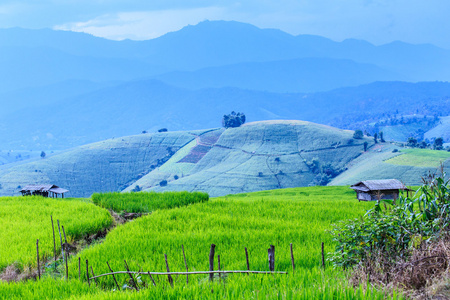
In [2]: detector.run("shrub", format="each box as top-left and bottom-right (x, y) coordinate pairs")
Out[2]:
(159, 180), (168, 187)
(329, 168), (449, 269)
(353, 130), (363, 139)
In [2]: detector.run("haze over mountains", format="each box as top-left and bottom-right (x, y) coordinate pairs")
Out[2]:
(1, 20), (450, 150)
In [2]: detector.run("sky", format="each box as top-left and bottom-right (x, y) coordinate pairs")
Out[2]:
(0, 0), (449, 49)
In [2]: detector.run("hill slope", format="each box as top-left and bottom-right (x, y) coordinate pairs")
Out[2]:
(0, 121), (372, 197)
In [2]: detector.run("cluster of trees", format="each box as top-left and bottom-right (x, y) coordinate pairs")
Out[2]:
(354, 130), (385, 145)
(407, 137), (445, 150)
(222, 111), (246, 128)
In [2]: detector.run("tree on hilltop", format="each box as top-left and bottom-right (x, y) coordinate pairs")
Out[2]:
(353, 130), (363, 139)
(222, 111), (246, 128)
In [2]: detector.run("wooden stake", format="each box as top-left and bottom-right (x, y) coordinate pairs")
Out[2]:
(90, 266), (98, 286)
(51, 216), (56, 270)
(107, 262), (120, 290)
(245, 247), (250, 274)
(124, 260), (139, 291)
(209, 244), (216, 281)
(218, 255), (221, 279)
(268, 245), (275, 271)
(62, 225), (69, 280)
(290, 243), (295, 271)
(57, 220), (64, 265)
(182, 244), (188, 284)
(78, 257), (81, 280)
(86, 259), (90, 286)
(36, 239), (40, 279)
(321, 242), (325, 269)
(147, 271), (157, 287)
(164, 254), (174, 287)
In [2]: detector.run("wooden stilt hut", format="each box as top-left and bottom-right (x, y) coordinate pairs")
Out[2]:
(20, 184), (69, 198)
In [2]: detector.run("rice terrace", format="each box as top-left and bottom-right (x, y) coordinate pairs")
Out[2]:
(2, 2), (450, 299)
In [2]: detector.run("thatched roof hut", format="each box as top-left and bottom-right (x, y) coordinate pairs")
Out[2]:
(350, 179), (412, 201)
(20, 184), (69, 198)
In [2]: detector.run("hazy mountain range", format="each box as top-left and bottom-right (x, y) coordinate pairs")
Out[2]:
(1, 20), (450, 150)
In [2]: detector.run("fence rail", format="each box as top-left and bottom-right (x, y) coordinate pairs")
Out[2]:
(89, 270), (287, 281)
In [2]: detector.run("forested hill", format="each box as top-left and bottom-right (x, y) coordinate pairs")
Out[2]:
(0, 80), (449, 150)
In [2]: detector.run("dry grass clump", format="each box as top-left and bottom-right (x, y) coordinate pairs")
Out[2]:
(351, 234), (450, 299)
(0, 263), (39, 282)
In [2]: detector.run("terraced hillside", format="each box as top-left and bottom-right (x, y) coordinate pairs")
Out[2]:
(330, 144), (450, 186)
(0, 130), (207, 197)
(0, 121), (371, 197)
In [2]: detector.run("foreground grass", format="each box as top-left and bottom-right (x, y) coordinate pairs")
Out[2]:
(0, 187), (403, 299)
(386, 148), (450, 167)
(0, 271), (403, 299)
(0, 196), (113, 272)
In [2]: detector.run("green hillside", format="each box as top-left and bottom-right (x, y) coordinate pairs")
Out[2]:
(130, 121), (371, 196)
(0, 121), (371, 198)
(329, 144), (450, 186)
(0, 131), (206, 197)
(425, 116), (450, 142)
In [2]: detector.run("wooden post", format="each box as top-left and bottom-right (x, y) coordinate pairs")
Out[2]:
(147, 271), (157, 287)
(321, 242), (325, 269)
(268, 245), (275, 271)
(62, 225), (69, 280)
(218, 255), (221, 279)
(124, 260), (139, 291)
(164, 254), (174, 287)
(245, 247), (250, 274)
(86, 259), (90, 286)
(106, 262), (120, 290)
(209, 244), (216, 281)
(36, 239), (40, 279)
(290, 243), (295, 271)
(57, 220), (64, 265)
(90, 266), (98, 286)
(51, 216), (56, 270)
(182, 244), (188, 284)
(78, 257), (81, 280)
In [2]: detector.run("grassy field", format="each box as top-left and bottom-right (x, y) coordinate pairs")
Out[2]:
(91, 191), (209, 213)
(385, 148), (450, 167)
(0, 196), (112, 272)
(0, 187), (405, 299)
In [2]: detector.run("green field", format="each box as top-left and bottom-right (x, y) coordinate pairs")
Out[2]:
(0, 196), (112, 272)
(385, 148), (450, 167)
(92, 191), (209, 213)
(0, 187), (405, 299)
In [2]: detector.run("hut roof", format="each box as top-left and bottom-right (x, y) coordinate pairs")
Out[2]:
(350, 179), (409, 191)
(21, 184), (68, 194)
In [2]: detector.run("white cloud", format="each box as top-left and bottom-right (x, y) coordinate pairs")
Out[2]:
(54, 7), (227, 40)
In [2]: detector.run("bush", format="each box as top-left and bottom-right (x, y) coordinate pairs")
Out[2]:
(329, 168), (450, 269)
(159, 180), (168, 187)
(353, 130), (363, 139)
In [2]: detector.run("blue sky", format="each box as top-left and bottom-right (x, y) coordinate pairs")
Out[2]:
(1, 0), (449, 48)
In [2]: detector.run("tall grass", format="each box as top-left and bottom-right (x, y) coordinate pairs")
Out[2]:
(63, 186), (393, 298)
(91, 191), (209, 213)
(0, 196), (112, 272)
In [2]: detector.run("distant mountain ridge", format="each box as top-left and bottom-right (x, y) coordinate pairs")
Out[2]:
(1, 20), (450, 150)
(0, 80), (449, 150)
